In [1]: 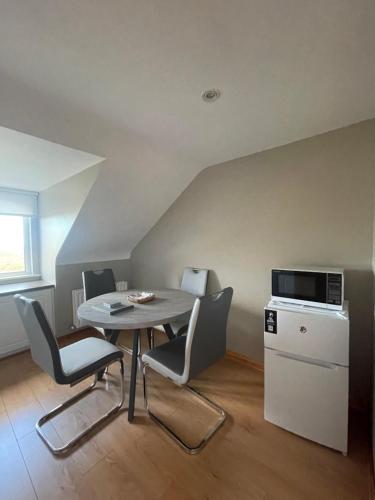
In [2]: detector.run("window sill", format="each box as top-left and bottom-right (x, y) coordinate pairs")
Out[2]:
(0, 274), (41, 286)
(0, 279), (54, 297)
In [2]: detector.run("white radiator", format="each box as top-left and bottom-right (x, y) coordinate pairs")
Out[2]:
(72, 280), (128, 327)
(72, 288), (85, 328)
(116, 280), (128, 292)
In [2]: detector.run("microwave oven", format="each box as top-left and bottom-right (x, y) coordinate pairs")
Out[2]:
(271, 267), (344, 310)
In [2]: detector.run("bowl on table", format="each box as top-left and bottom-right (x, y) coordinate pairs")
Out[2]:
(127, 292), (155, 304)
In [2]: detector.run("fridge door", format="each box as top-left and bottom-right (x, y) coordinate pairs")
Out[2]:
(265, 348), (348, 453)
(264, 306), (349, 366)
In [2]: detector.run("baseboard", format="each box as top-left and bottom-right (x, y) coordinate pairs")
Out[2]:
(58, 325), (98, 337)
(225, 350), (264, 372)
(0, 340), (29, 359)
(0, 327), (100, 360)
(57, 326), (102, 347)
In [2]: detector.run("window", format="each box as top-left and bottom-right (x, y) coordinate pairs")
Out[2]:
(0, 188), (39, 283)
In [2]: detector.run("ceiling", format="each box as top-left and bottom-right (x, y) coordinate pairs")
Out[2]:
(0, 126), (104, 191)
(0, 1), (374, 264)
(0, 0), (374, 169)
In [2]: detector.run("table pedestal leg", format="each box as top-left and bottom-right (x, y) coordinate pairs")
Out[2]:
(163, 323), (175, 340)
(128, 329), (140, 422)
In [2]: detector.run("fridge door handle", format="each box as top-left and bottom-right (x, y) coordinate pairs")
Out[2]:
(275, 351), (338, 370)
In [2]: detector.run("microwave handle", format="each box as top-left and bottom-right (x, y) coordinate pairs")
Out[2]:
(275, 351), (338, 370)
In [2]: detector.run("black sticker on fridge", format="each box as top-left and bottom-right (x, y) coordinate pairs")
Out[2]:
(265, 309), (277, 334)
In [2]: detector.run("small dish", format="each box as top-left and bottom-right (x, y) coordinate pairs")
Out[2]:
(127, 292), (155, 304)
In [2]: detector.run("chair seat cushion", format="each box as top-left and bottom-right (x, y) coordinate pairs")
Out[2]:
(60, 337), (123, 384)
(170, 312), (190, 335)
(142, 336), (187, 384)
(154, 313), (189, 337)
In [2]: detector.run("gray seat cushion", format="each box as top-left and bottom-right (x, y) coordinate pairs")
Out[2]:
(142, 336), (186, 379)
(60, 337), (123, 384)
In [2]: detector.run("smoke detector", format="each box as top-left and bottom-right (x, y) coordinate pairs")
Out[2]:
(202, 88), (221, 102)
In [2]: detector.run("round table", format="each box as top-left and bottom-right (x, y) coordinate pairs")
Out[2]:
(78, 288), (195, 421)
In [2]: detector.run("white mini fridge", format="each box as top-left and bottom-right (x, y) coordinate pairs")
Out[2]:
(264, 301), (349, 454)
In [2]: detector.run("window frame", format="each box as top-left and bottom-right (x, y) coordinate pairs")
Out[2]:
(0, 214), (40, 284)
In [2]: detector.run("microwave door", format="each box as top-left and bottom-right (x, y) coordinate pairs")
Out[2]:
(272, 270), (327, 306)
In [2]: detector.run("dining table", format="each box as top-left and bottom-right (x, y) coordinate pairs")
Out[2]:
(77, 288), (195, 422)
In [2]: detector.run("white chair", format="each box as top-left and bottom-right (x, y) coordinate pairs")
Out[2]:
(160, 267), (209, 341)
(142, 287), (233, 454)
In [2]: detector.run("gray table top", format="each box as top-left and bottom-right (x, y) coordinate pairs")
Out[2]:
(77, 288), (195, 330)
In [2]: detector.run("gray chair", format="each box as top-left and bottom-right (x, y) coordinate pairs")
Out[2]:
(14, 294), (125, 455)
(82, 268), (116, 301)
(82, 268), (117, 342)
(161, 267), (209, 341)
(142, 287), (233, 454)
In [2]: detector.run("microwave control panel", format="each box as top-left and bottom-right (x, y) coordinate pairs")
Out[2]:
(327, 274), (342, 306)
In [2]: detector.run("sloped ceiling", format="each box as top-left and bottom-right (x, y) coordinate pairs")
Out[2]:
(0, 0), (374, 263)
(0, 126), (103, 191)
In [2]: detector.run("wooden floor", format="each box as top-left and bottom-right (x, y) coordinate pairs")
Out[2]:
(0, 329), (372, 500)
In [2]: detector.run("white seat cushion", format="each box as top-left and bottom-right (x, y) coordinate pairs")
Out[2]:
(154, 312), (190, 336)
(60, 337), (122, 377)
(170, 313), (190, 335)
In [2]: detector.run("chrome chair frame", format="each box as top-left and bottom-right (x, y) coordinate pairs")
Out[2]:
(37, 359), (126, 455)
(142, 363), (226, 455)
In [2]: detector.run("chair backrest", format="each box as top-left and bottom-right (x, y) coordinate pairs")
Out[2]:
(14, 294), (63, 382)
(183, 287), (233, 381)
(180, 267), (208, 297)
(82, 268), (116, 300)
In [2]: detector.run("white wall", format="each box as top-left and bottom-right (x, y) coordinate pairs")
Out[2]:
(39, 165), (101, 282)
(132, 120), (375, 409)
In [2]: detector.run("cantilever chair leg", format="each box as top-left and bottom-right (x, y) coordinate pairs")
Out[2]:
(146, 328), (154, 349)
(36, 359), (126, 455)
(142, 364), (226, 455)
